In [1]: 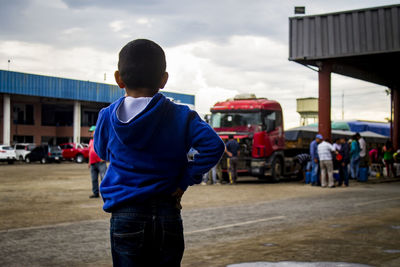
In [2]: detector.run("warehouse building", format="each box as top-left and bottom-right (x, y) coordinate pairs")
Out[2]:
(0, 70), (195, 145)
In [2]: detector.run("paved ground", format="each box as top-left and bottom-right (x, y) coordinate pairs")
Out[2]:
(0, 163), (399, 266)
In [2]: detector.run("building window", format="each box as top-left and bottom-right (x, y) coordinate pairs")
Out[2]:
(41, 104), (73, 126)
(82, 110), (99, 127)
(13, 135), (34, 144)
(41, 136), (53, 145)
(13, 104), (34, 125)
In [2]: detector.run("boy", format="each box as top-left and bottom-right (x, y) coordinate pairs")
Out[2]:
(94, 39), (225, 266)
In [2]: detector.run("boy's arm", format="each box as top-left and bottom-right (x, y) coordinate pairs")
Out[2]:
(93, 108), (110, 161)
(179, 111), (225, 191)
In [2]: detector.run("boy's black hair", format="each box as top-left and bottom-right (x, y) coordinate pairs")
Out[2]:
(118, 39), (166, 91)
(228, 134), (234, 139)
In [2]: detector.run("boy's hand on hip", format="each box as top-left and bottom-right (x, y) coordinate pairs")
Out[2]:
(172, 187), (184, 198)
(172, 188), (184, 210)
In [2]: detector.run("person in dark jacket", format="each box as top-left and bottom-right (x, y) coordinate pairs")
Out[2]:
(225, 135), (240, 184)
(338, 137), (350, 186)
(309, 134), (323, 186)
(94, 39), (225, 267)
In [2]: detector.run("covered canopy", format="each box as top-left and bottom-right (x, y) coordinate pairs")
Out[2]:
(307, 120), (390, 137)
(285, 125), (388, 144)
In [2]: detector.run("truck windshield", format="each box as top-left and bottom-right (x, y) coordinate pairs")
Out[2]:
(211, 112), (261, 128)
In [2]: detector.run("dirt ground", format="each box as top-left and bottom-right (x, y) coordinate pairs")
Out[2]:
(1, 163), (400, 267)
(0, 162), (339, 230)
(182, 207), (400, 267)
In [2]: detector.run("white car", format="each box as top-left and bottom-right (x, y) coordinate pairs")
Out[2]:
(14, 143), (36, 161)
(0, 145), (17, 164)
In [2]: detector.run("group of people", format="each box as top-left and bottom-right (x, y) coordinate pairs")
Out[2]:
(307, 132), (369, 188)
(371, 140), (400, 178)
(201, 134), (240, 185)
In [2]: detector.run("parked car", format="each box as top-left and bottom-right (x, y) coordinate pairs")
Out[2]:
(14, 143), (36, 161)
(25, 145), (63, 163)
(0, 145), (17, 164)
(59, 143), (89, 163)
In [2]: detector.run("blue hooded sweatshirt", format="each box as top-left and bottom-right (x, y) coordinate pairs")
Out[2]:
(94, 93), (225, 212)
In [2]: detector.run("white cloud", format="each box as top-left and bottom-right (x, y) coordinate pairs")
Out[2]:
(0, 40), (117, 83)
(136, 18), (152, 26)
(62, 27), (84, 35)
(109, 20), (124, 32)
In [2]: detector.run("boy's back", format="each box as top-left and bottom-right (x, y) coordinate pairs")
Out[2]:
(94, 39), (225, 267)
(95, 92), (223, 210)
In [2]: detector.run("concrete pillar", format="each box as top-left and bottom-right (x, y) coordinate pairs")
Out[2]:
(3, 94), (11, 145)
(73, 101), (81, 144)
(393, 87), (400, 150)
(318, 63), (332, 142)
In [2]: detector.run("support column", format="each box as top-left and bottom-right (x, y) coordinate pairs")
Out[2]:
(3, 94), (11, 145)
(393, 87), (400, 150)
(73, 101), (81, 144)
(318, 63), (332, 142)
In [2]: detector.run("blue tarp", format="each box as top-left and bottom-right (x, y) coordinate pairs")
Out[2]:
(347, 121), (390, 137)
(306, 120), (390, 137)
(285, 126), (388, 143)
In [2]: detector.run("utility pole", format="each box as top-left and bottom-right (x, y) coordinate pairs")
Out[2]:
(341, 90), (344, 120)
(8, 59), (10, 71)
(104, 73), (106, 81)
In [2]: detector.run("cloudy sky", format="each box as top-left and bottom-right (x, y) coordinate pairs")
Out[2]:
(0, 0), (397, 129)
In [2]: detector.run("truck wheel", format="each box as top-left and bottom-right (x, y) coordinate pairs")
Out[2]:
(41, 157), (47, 164)
(76, 154), (84, 163)
(270, 157), (283, 183)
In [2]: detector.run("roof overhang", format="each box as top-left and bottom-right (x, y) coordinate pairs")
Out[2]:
(289, 4), (400, 88)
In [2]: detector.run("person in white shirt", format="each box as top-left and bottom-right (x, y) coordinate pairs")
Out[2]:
(318, 139), (337, 188)
(357, 133), (366, 157)
(333, 139), (342, 152)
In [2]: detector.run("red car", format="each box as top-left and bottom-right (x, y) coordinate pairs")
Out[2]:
(59, 143), (89, 163)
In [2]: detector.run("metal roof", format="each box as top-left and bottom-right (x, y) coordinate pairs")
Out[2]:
(0, 70), (195, 105)
(289, 4), (400, 60)
(289, 4), (400, 87)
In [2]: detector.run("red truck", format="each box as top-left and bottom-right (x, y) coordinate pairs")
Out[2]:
(59, 143), (89, 163)
(210, 94), (298, 182)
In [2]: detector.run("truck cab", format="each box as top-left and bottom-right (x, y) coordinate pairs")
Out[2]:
(210, 94), (286, 181)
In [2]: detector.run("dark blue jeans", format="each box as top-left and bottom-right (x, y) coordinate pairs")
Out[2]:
(110, 198), (184, 267)
(311, 160), (320, 185)
(338, 163), (349, 186)
(90, 161), (107, 195)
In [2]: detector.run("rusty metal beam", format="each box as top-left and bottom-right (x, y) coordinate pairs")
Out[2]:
(318, 63), (332, 142)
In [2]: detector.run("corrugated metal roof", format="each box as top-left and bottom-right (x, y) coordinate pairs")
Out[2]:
(0, 70), (195, 105)
(289, 4), (400, 60)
